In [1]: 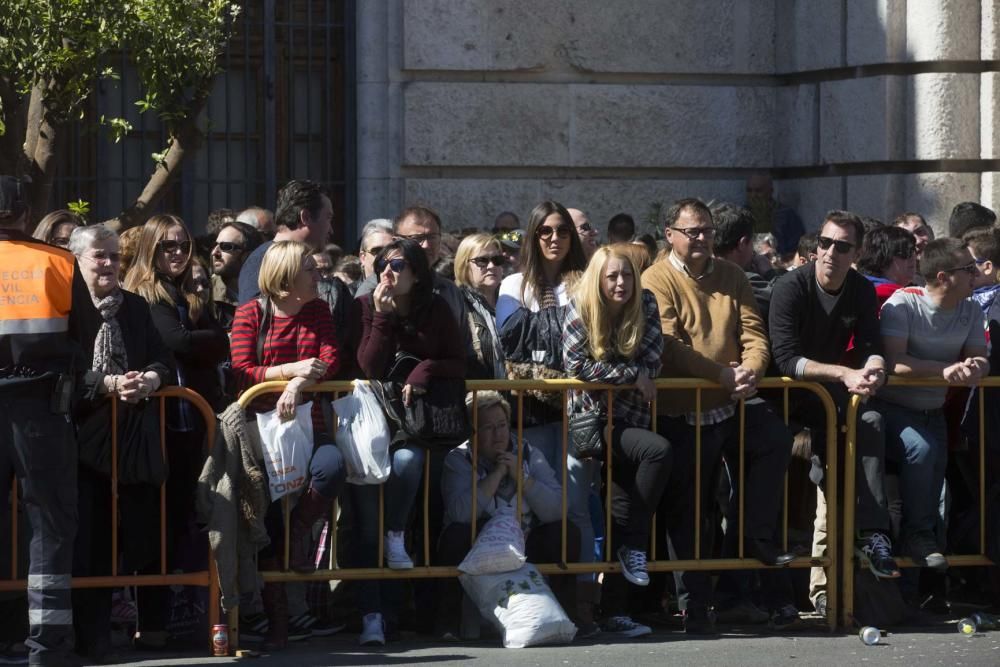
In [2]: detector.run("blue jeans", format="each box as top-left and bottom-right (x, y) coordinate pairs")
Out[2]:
(877, 400), (948, 539)
(522, 422), (599, 566)
(352, 444), (425, 617)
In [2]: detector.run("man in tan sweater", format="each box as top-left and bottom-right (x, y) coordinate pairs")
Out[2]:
(641, 198), (794, 634)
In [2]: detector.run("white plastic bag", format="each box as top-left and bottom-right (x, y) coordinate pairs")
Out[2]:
(256, 401), (313, 501)
(460, 564), (577, 648)
(458, 508), (526, 575)
(332, 382), (391, 484)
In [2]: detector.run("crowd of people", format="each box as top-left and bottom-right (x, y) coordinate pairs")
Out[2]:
(2, 172), (999, 664)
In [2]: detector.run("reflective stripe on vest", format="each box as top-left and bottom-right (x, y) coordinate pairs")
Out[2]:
(0, 242), (74, 335)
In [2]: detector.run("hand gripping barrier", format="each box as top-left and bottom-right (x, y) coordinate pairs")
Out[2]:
(0, 387), (221, 653)
(234, 376), (839, 649)
(842, 377), (998, 628)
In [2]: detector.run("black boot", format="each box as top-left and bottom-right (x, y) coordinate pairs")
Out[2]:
(289, 487), (332, 573)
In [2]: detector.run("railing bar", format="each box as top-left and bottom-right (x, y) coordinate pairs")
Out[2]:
(516, 393), (523, 524)
(605, 389), (613, 562)
(980, 385), (986, 554)
(782, 387), (789, 551)
(111, 394), (119, 577)
(694, 388), (701, 561)
(283, 496), (290, 571)
(160, 395), (167, 575)
(471, 389), (479, 544)
(561, 390), (568, 566)
(10, 480), (17, 579)
(422, 452), (430, 567)
(738, 398), (745, 560)
(329, 498), (337, 571)
(651, 392), (657, 561)
(377, 484), (384, 570)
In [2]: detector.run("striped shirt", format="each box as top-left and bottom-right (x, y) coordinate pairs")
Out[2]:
(231, 298), (339, 432)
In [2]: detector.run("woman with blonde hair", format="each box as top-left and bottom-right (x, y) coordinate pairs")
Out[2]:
(32, 208), (83, 248)
(563, 244), (672, 638)
(454, 232), (507, 378)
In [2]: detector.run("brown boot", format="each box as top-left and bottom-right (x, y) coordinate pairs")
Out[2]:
(260, 578), (288, 651)
(289, 487), (332, 573)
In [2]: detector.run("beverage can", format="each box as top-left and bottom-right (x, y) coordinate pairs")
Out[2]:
(212, 624), (229, 656)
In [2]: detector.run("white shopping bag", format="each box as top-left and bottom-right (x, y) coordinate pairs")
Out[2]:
(332, 382), (391, 484)
(458, 508), (526, 575)
(256, 401), (313, 501)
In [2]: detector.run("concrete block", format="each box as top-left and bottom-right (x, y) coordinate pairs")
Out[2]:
(357, 83), (389, 178)
(402, 83), (571, 166)
(846, 174), (907, 222)
(821, 76), (902, 163)
(846, 0), (906, 66)
(541, 179), (746, 236)
(981, 172), (1000, 213)
(981, 72), (1000, 159)
(402, 179), (543, 232)
(571, 85), (774, 168)
(357, 0), (389, 83)
(774, 178), (843, 232)
(356, 178), (393, 236)
(906, 74), (979, 160)
(903, 172), (982, 236)
(984, 0), (1000, 59)
(402, 0), (774, 74)
(906, 0), (981, 61)
(774, 84), (817, 166)
(775, 0), (843, 72)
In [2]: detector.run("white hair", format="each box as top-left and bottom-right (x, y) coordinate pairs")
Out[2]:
(360, 218), (393, 247)
(68, 224), (117, 257)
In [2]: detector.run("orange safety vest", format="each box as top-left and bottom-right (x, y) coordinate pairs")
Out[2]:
(0, 241), (74, 335)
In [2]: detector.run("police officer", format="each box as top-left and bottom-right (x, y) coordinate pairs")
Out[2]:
(0, 176), (93, 666)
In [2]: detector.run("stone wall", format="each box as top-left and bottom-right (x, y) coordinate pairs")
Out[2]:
(357, 0), (999, 238)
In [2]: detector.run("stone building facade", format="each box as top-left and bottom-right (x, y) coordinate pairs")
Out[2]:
(357, 0), (1000, 238)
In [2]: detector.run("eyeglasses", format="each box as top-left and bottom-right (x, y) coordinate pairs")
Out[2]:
(944, 261), (978, 276)
(51, 237), (71, 247)
(375, 257), (408, 274)
(576, 222), (595, 233)
(469, 255), (507, 269)
(816, 236), (855, 254)
(214, 241), (244, 254)
(670, 226), (716, 240)
(537, 225), (572, 240)
(363, 245), (385, 257)
(496, 230), (524, 245)
(190, 279), (211, 290)
(397, 232), (440, 245)
(80, 251), (121, 264)
(158, 239), (191, 254)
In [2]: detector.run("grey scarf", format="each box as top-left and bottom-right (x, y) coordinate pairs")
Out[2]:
(91, 289), (128, 374)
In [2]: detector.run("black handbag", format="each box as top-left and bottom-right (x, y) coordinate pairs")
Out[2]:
(77, 398), (168, 485)
(568, 409), (606, 459)
(370, 352), (470, 449)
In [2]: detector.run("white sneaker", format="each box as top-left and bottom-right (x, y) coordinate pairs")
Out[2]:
(359, 612), (386, 646)
(385, 531), (414, 569)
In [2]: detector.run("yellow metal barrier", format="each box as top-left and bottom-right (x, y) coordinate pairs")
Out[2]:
(0, 387), (221, 654)
(842, 377), (997, 628)
(236, 376), (840, 639)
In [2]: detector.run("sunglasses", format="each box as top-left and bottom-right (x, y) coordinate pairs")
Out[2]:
(397, 232), (440, 244)
(375, 257), (408, 274)
(214, 241), (244, 253)
(670, 226), (716, 240)
(469, 255), (508, 269)
(816, 236), (854, 254)
(537, 225), (572, 240)
(363, 245), (385, 257)
(944, 261), (978, 276)
(576, 222), (595, 233)
(158, 239), (192, 254)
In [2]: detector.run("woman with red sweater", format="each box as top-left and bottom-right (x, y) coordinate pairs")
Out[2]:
(353, 238), (465, 645)
(231, 240), (346, 649)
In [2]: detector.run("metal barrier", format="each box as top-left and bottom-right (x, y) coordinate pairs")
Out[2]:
(841, 377), (998, 628)
(236, 376), (840, 641)
(0, 387), (221, 654)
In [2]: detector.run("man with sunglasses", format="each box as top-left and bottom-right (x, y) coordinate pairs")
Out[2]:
(212, 220), (262, 331)
(875, 238), (988, 570)
(642, 198), (795, 634)
(568, 208), (600, 260)
(769, 210), (898, 615)
(357, 218), (394, 280)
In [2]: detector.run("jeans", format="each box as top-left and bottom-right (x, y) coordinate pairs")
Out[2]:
(521, 422), (599, 566)
(352, 445), (425, 618)
(877, 399), (948, 540)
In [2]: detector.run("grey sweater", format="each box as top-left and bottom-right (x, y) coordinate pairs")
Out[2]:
(441, 436), (563, 532)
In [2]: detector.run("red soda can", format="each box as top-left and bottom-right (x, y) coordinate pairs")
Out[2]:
(212, 624), (229, 656)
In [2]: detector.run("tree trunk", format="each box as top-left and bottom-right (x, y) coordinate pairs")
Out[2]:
(107, 87), (211, 232)
(26, 99), (63, 233)
(0, 78), (30, 176)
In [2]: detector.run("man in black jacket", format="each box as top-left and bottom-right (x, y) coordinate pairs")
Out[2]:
(769, 210), (899, 616)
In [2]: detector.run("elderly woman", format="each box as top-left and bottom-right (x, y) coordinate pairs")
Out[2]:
(230, 240), (346, 650)
(454, 232), (507, 379)
(68, 224), (174, 662)
(32, 209), (83, 248)
(435, 390), (579, 638)
(857, 225), (918, 308)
